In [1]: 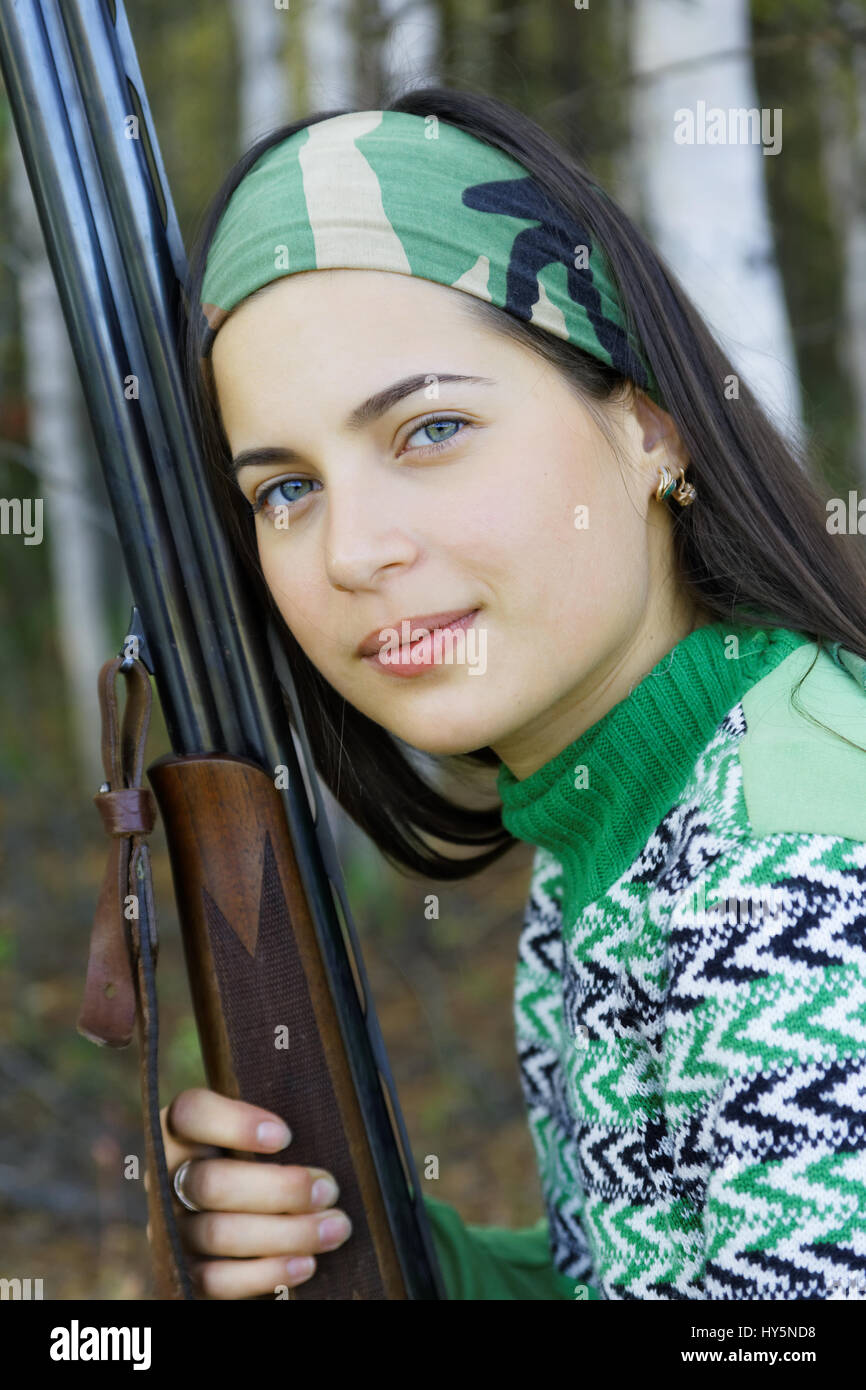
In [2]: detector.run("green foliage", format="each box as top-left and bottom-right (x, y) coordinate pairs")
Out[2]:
(0, 924), (15, 968)
(162, 1014), (204, 1094)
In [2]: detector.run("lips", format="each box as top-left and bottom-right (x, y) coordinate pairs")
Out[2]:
(356, 608), (480, 659)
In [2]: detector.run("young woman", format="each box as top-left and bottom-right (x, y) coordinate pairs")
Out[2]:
(158, 86), (866, 1301)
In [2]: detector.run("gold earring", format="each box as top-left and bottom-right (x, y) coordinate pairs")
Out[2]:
(656, 464), (696, 507)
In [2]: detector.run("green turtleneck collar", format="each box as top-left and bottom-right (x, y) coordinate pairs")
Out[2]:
(496, 620), (811, 917)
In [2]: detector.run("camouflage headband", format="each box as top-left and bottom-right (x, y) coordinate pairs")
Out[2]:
(199, 110), (662, 404)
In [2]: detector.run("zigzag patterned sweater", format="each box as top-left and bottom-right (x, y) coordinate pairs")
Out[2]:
(423, 619), (866, 1300)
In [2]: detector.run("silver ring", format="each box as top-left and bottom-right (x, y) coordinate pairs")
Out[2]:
(172, 1159), (202, 1213)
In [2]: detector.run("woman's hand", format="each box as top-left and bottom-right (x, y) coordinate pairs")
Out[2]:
(151, 1087), (352, 1299)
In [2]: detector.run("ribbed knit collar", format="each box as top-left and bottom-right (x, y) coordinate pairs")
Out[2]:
(496, 620), (811, 917)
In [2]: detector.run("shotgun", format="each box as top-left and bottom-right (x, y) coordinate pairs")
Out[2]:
(0, 0), (445, 1301)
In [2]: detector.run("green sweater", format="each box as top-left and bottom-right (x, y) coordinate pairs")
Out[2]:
(422, 620), (866, 1299)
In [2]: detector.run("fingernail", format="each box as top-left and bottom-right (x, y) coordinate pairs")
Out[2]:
(286, 1256), (315, 1281)
(311, 1177), (339, 1209)
(319, 1213), (351, 1248)
(257, 1120), (291, 1149)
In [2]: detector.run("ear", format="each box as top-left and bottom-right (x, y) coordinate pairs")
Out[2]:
(632, 390), (688, 467)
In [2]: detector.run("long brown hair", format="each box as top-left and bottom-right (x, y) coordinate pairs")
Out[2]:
(180, 85), (866, 879)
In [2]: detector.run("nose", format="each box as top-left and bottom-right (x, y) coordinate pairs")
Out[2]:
(323, 479), (421, 591)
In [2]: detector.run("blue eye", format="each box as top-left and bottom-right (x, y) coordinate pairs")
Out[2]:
(404, 417), (467, 452)
(252, 477), (320, 518)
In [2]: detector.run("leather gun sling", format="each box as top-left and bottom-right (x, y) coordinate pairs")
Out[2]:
(78, 656), (192, 1299)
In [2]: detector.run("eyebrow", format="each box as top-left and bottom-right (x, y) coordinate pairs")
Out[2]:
(230, 373), (495, 477)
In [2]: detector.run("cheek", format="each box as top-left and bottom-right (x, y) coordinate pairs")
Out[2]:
(256, 533), (334, 657)
(482, 429), (613, 584)
(487, 428), (647, 640)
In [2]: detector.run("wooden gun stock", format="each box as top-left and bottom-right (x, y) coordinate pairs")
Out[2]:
(147, 751), (407, 1301)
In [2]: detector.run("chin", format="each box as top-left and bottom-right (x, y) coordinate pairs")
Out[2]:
(392, 719), (500, 759)
(414, 738), (489, 758)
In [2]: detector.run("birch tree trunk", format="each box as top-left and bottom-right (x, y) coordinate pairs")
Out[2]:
(378, 0), (441, 95)
(629, 0), (803, 448)
(229, 0), (290, 147)
(302, 0), (357, 110)
(8, 138), (111, 789)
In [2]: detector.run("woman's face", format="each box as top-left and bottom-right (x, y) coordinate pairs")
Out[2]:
(212, 269), (697, 777)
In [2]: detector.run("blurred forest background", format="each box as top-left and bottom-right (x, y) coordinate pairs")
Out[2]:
(1, 0), (866, 1298)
